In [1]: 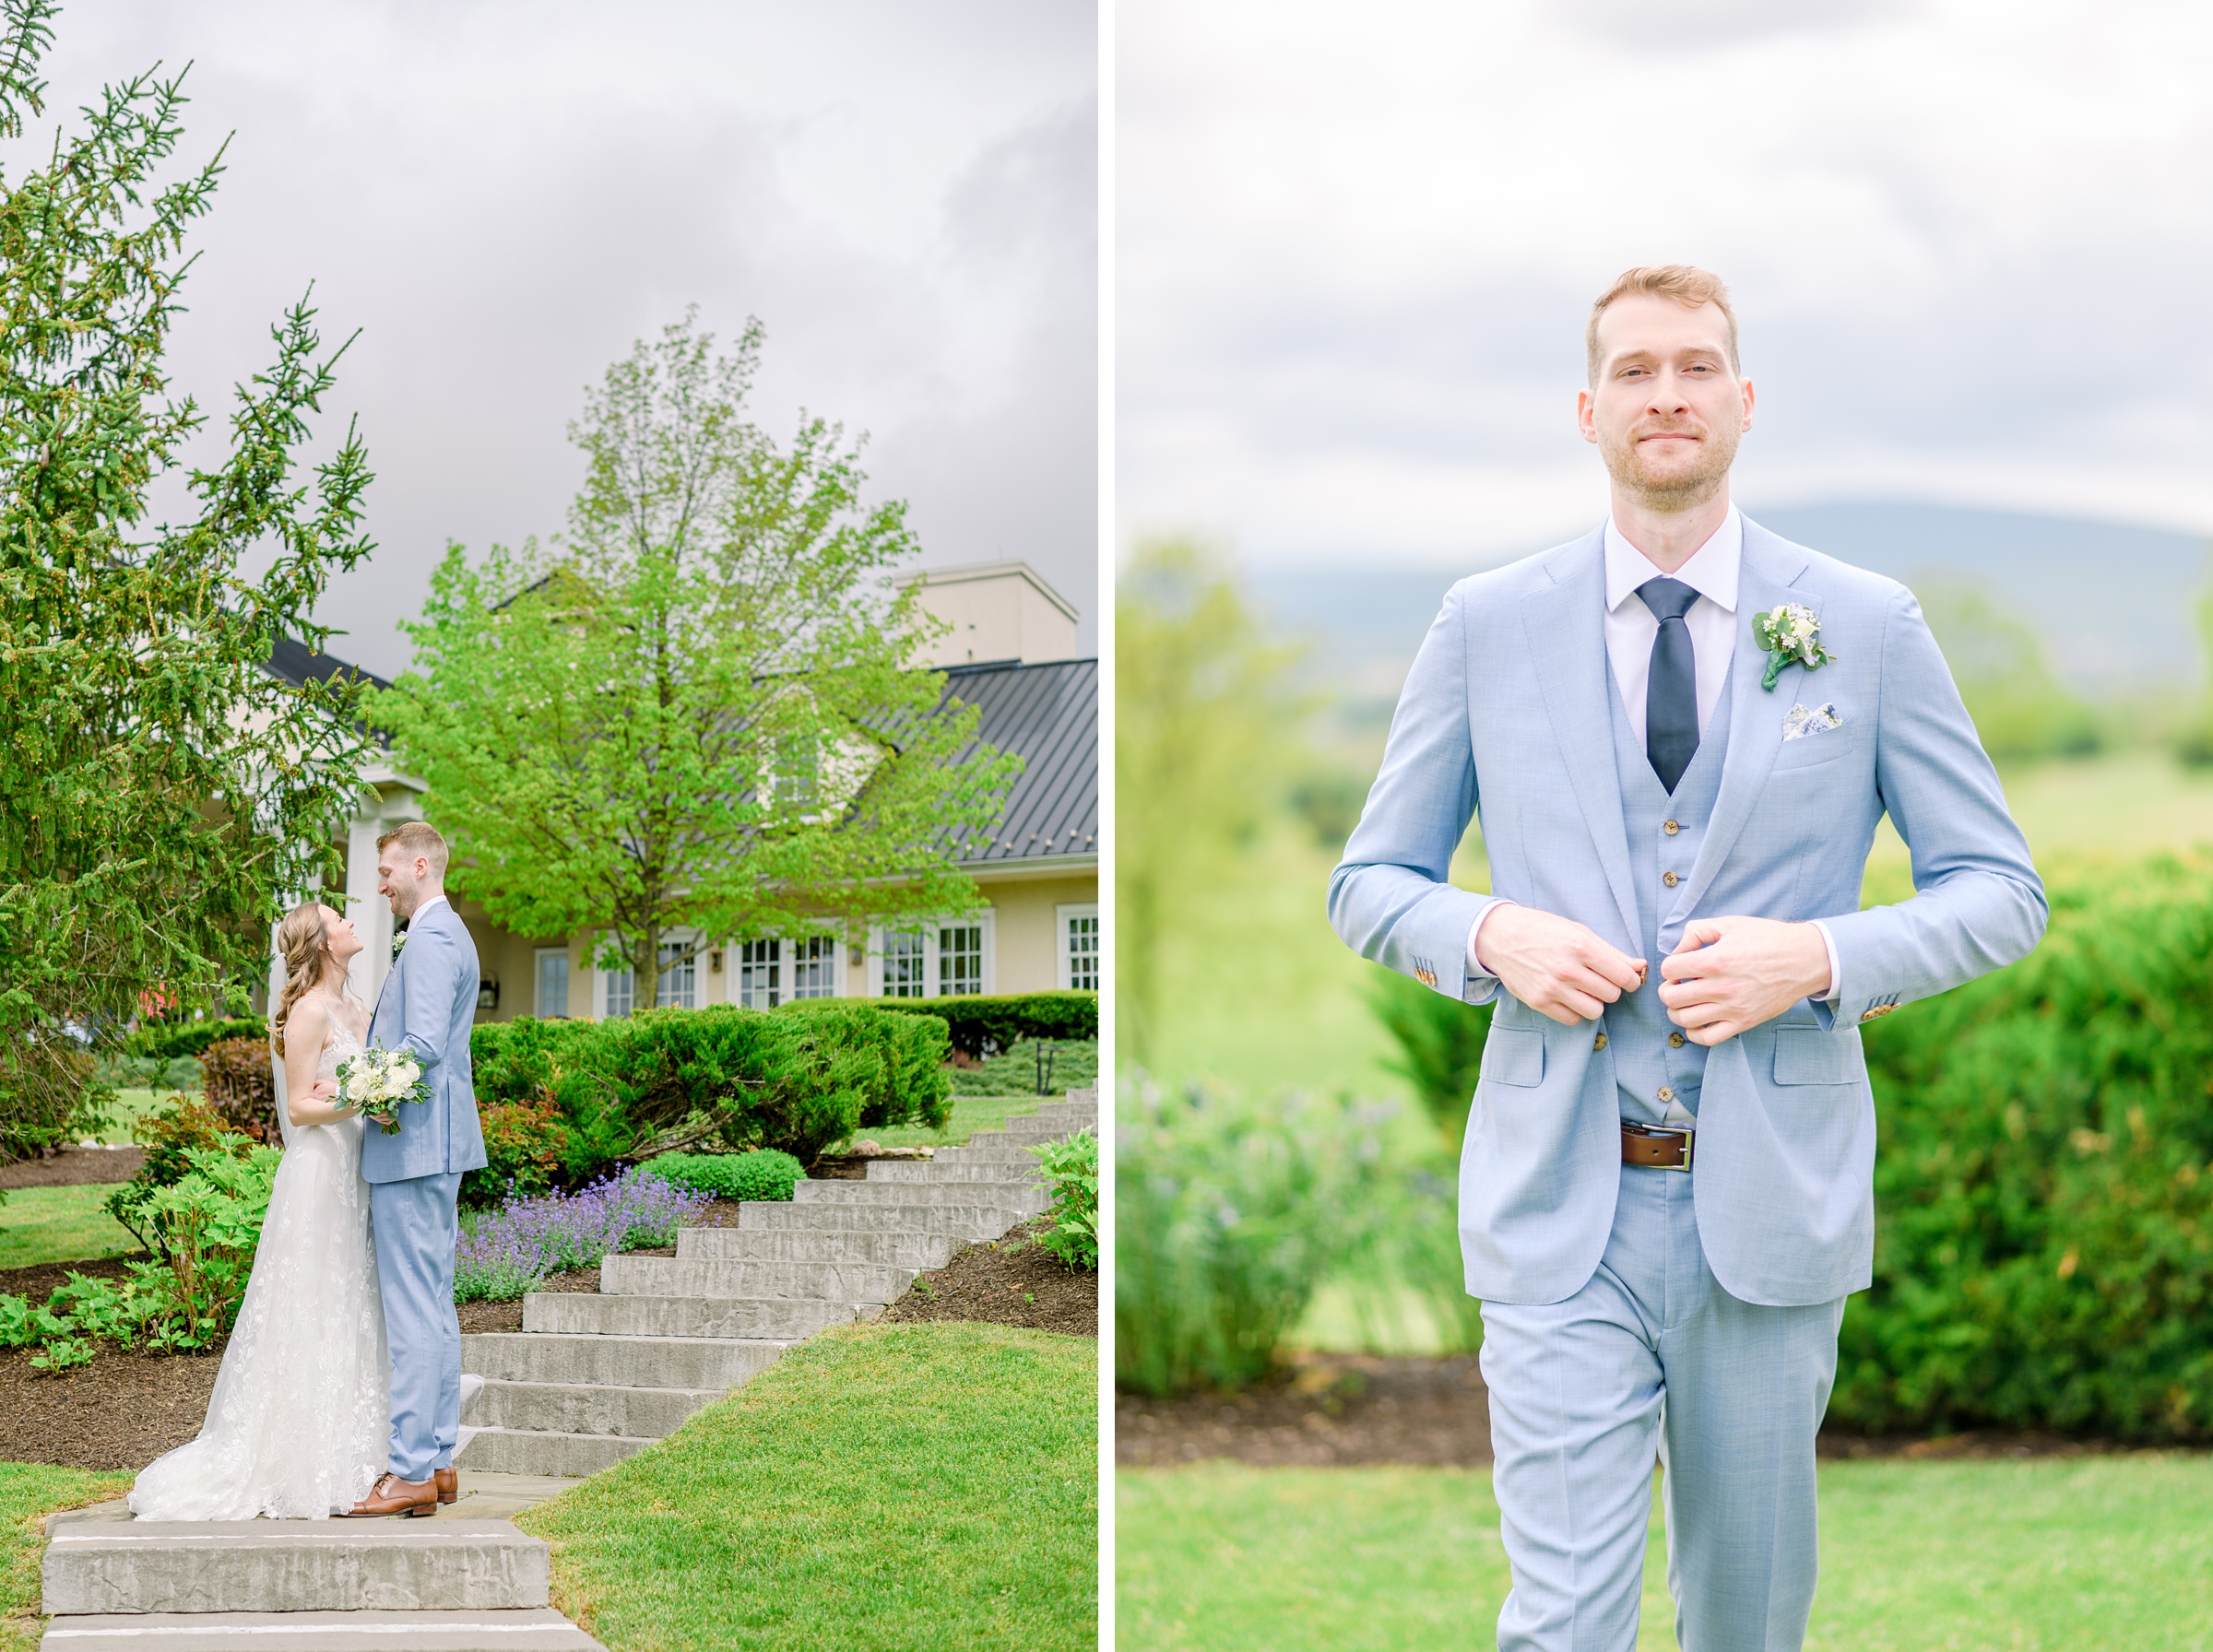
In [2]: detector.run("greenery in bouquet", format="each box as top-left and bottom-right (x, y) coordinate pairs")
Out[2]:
(336, 1047), (432, 1134)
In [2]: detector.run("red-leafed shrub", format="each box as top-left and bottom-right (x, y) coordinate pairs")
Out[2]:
(198, 1037), (278, 1143)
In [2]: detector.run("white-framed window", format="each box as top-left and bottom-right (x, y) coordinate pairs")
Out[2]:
(534, 948), (570, 1018)
(882, 929), (929, 998)
(600, 962), (634, 1020)
(871, 913), (993, 998)
(734, 933), (842, 1009)
(1056, 903), (1099, 992)
(657, 938), (697, 1009)
(790, 934), (837, 999)
(738, 938), (782, 1009)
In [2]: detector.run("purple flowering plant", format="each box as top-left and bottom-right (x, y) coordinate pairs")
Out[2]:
(454, 1165), (708, 1303)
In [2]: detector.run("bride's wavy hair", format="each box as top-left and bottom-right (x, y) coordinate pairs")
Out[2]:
(271, 903), (342, 1058)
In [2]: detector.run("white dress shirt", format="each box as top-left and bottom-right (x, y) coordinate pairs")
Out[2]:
(1466, 506), (1840, 1009)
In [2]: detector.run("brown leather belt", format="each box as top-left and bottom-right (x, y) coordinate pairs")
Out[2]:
(1621, 1122), (1693, 1171)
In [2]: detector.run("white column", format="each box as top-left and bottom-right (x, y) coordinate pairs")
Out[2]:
(343, 775), (429, 1005)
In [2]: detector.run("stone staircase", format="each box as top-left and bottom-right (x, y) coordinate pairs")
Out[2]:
(456, 1092), (1096, 1478)
(37, 1092), (1095, 1650)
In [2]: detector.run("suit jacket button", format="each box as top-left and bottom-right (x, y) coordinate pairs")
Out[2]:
(1663, 819), (1680, 835)
(1662, 870), (1680, 888)
(1668, 1032), (1685, 1048)
(1657, 1085), (1675, 1104)
(1592, 1032), (1608, 1051)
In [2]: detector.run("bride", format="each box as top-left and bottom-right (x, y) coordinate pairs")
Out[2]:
(129, 902), (391, 1520)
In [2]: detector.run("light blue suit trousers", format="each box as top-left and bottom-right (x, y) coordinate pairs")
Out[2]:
(369, 1172), (464, 1481)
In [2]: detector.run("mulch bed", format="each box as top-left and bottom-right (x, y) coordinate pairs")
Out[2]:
(880, 1216), (1096, 1339)
(0, 1145), (143, 1190)
(1117, 1351), (2194, 1469)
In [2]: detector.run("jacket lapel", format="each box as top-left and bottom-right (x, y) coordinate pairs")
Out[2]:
(1521, 531), (1641, 953)
(1670, 520), (1820, 925)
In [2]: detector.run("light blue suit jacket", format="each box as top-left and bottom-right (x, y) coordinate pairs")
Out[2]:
(361, 896), (489, 1185)
(1329, 519), (2046, 1307)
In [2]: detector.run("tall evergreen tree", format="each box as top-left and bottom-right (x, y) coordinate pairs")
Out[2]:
(0, 0), (375, 1156)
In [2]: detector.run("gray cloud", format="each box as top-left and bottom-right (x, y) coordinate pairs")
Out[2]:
(38, 0), (1096, 676)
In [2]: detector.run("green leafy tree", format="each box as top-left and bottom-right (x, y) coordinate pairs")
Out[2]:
(370, 313), (1020, 1005)
(1114, 540), (1298, 1068)
(1913, 574), (2101, 761)
(0, 2), (374, 1159)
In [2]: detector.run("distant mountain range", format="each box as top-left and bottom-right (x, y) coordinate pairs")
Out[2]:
(1251, 502), (2211, 704)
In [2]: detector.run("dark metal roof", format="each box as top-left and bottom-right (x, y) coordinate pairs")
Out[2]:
(940, 657), (1097, 866)
(263, 634), (392, 694)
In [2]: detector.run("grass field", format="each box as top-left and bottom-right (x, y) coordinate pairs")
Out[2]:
(519, 1320), (1096, 1651)
(1118, 1458), (2213, 1650)
(0, 1464), (132, 1652)
(0, 1185), (141, 1270)
(853, 1092), (1075, 1151)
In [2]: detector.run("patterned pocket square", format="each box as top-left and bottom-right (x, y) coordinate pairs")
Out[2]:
(1781, 702), (1842, 741)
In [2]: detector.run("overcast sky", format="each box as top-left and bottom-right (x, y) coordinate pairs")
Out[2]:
(1119, 0), (2213, 570)
(40, 1), (1096, 677)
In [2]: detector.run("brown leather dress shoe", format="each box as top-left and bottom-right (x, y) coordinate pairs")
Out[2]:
(341, 1472), (438, 1518)
(434, 1467), (457, 1505)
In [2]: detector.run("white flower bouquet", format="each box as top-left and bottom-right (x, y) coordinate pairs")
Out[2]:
(335, 1047), (432, 1135)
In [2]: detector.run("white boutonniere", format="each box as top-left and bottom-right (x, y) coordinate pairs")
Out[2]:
(1753, 602), (1837, 691)
(390, 926), (408, 962)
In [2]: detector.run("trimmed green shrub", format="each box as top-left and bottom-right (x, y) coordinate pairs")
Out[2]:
(124, 1016), (268, 1062)
(1833, 856), (2213, 1442)
(1116, 1081), (1401, 1396)
(650, 1150), (806, 1203)
(470, 1002), (951, 1175)
(943, 1038), (1099, 1099)
(848, 990), (1097, 1059)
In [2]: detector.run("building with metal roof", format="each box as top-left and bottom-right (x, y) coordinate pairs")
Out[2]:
(270, 562), (1097, 1021)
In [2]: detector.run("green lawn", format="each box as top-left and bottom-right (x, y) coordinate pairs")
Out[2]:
(1118, 1459), (2213, 1650)
(0, 1185), (141, 1270)
(850, 1092), (1071, 1151)
(519, 1320), (1096, 1651)
(95, 1088), (180, 1145)
(0, 1464), (132, 1652)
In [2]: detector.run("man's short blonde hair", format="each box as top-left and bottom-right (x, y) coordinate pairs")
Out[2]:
(376, 820), (450, 878)
(1586, 265), (1740, 384)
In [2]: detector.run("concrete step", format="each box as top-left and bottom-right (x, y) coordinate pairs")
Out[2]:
(675, 1225), (959, 1269)
(737, 1201), (1030, 1240)
(793, 1178), (1047, 1212)
(600, 1254), (915, 1304)
(863, 1159), (1043, 1184)
(1031, 1099), (1097, 1119)
(463, 1332), (788, 1390)
(962, 1126), (1085, 1150)
(37, 1608), (601, 1651)
(936, 1143), (1062, 1162)
(468, 1377), (721, 1439)
(456, 1426), (653, 1479)
(523, 1292), (862, 1340)
(41, 1521), (547, 1616)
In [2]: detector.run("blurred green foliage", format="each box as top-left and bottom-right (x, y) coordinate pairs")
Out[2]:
(1366, 968), (1495, 1145)
(1914, 574), (2101, 760)
(1837, 854), (2213, 1441)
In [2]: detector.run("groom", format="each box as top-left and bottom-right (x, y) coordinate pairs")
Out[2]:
(1330, 266), (2045, 1648)
(344, 820), (488, 1518)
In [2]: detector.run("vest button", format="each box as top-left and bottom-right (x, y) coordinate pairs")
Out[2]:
(1663, 819), (1680, 835)
(1657, 1085), (1675, 1104)
(1662, 870), (1680, 888)
(1669, 1032), (1686, 1048)
(1592, 1032), (1608, 1051)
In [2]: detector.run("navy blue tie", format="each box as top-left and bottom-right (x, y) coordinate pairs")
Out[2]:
(1638, 577), (1699, 794)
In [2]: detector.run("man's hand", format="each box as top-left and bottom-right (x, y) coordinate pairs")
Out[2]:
(1658, 916), (1831, 1045)
(1474, 904), (1648, 1026)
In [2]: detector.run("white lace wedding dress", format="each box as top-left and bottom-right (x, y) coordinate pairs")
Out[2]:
(129, 1009), (391, 1520)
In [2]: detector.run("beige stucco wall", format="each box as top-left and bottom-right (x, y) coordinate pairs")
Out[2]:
(976, 873), (1096, 993)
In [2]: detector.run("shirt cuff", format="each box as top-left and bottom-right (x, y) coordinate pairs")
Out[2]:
(1811, 919), (1841, 1008)
(1467, 901), (1515, 982)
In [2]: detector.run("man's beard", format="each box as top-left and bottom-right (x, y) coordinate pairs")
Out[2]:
(1600, 420), (1738, 511)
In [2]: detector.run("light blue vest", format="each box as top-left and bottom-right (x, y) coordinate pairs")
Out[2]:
(1600, 663), (1734, 1127)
